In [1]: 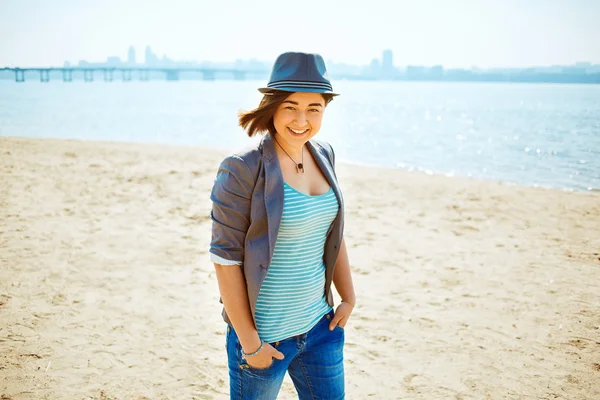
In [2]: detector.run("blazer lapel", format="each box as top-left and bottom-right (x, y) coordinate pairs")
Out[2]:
(306, 140), (344, 213)
(261, 134), (284, 264)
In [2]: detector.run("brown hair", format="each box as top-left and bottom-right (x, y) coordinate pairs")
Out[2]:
(238, 91), (335, 137)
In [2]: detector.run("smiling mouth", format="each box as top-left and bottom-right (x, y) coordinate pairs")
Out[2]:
(288, 127), (309, 135)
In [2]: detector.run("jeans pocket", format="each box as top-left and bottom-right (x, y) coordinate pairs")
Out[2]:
(333, 324), (345, 343)
(241, 358), (275, 372)
(333, 324), (345, 339)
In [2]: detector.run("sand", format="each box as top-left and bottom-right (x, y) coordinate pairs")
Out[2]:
(1, 137), (599, 400)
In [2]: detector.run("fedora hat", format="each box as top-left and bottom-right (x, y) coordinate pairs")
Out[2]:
(258, 52), (339, 96)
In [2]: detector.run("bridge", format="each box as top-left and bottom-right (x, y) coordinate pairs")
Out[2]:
(1, 67), (267, 82)
(4, 66), (599, 85)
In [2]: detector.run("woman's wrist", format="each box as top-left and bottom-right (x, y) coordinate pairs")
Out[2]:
(242, 340), (265, 357)
(240, 333), (263, 354)
(341, 298), (356, 307)
(237, 330), (262, 355)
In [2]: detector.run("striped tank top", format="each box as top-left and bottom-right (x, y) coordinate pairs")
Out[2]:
(254, 181), (339, 343)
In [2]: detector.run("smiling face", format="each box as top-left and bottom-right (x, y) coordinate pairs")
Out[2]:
(272, 92), (326, 147)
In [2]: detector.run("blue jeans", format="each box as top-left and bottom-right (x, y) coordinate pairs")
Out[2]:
(226, 309), (345, 399)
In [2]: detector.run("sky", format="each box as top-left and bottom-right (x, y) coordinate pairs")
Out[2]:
(0, 0), (599, 68)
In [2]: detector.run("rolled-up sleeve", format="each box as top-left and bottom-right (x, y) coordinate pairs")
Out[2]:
(209, 155), (254, 266)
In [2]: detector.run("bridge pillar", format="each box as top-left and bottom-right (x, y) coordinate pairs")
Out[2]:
(40, 69), (50, 83)
(103, 69), (113, 82)
(62, 69), (73, 82)
(84, 69), (94, 82)
(202, 70), (216, 81)
(233, 71), (246, 81)
(165, 70), (179, 81)
(15, 69), (25, 83)
(139, 69), (149, 81)
(122, 69), (132, 81)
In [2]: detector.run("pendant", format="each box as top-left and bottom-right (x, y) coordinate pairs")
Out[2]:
(296, 163), (304, 173)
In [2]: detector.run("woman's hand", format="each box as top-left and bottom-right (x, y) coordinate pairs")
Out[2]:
(244, 342), (285, 369)
(329, 301), (354, 330)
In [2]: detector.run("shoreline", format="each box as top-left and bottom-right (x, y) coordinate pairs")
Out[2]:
(1, 136), (599, 399)
(2, 135), (598, 195)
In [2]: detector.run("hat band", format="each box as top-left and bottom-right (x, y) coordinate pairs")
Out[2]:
(267, 80), (333, 92)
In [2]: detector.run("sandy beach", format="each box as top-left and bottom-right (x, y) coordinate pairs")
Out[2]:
(1, 136), (599, 400)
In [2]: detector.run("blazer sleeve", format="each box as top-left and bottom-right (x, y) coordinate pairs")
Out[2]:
(209, 155), (254, 265)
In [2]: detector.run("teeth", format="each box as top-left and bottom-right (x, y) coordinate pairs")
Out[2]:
(290, 128), (308, 134)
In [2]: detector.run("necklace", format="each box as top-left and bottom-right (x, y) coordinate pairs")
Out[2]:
(274, 137), (304, 173)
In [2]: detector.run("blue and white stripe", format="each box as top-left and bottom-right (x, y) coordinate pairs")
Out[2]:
(255, 182), (339, 342)
(266, 79), (333, 92)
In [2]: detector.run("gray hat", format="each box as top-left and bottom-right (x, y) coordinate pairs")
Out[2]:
(258, 52), (339, 96)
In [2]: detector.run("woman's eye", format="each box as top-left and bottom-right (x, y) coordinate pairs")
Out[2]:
(309, 109), (320, 113)
(285, 106), (296, 110)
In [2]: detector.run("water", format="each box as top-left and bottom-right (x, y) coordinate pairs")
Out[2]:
(1, 80), (599, 191)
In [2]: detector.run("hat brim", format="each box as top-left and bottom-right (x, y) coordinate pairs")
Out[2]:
(258, 86), (340, 96)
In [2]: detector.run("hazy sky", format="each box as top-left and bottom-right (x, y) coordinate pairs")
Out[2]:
(1, 0), (598, 68)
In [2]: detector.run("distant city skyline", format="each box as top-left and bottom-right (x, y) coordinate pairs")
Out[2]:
(1, 45), (598, 83)
(1, 0), (599, 69)
(0, 46), (577, 84)
(62, 45), (600, 76)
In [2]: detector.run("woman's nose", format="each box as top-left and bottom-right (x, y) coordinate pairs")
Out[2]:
(295, 112), (307, 126)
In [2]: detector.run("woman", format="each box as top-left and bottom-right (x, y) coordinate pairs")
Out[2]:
(210, 52), (356, 399)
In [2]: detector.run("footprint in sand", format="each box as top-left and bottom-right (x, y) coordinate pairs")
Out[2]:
(567, 339), (588, 349)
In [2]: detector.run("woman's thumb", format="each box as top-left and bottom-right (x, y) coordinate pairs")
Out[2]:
(273, 350), (285, 360)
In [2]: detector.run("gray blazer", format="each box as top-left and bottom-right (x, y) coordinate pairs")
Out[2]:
(209, 133), (345, 326)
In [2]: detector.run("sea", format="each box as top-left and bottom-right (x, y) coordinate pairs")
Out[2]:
(1, 80), (598, 192)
